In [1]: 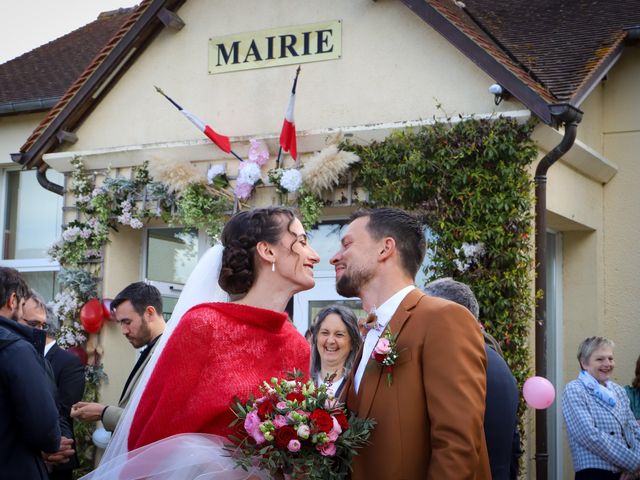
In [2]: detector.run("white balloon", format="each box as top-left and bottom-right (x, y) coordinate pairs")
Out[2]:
(92, 426), (112, 449)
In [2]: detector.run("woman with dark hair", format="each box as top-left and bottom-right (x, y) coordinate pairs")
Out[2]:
(90, 207), (319, 479)
(625, 355), (640, 421)
(310, 305), (362, 398)
(562, 336), (640, 480)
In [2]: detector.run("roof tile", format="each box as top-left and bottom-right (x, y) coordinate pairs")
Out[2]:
(0, 9), (133, 106)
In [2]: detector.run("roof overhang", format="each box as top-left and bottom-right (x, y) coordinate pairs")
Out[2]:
(12, 0), (186, 171)
(43, 110), (532, 172)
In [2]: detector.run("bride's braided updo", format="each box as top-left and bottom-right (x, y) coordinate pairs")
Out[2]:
(219, 207), (296, 295)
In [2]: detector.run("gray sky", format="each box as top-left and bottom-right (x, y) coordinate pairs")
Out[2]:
(1, 1), (139, 64)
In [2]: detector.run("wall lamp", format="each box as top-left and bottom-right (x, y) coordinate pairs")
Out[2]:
(489, 83), (511, 105)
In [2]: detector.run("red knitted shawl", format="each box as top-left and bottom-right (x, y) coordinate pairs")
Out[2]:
(128, 302), (310, 450)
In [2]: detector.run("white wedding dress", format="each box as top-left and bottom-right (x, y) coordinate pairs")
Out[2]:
(81, 245), (268, 479)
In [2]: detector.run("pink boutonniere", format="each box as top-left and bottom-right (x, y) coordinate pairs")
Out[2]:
(371, 330), (400, 386)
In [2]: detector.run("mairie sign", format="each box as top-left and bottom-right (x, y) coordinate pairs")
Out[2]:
(208, 20), (342, 74)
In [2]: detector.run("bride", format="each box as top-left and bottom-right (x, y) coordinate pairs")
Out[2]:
(85, 207), (320, 479)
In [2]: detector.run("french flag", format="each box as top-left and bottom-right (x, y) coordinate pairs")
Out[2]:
(279, 67), (301, 161)
(180, 109), (231, 154)
(155, 86), (231, 153)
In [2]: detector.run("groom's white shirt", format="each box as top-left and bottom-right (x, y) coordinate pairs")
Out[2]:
(354, 284), (415, 393)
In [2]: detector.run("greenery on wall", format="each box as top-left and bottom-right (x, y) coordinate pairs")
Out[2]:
(344, 115), (538, 408)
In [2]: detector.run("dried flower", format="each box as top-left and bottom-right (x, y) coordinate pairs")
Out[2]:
(149, 159), (205, 194)
(300, 145), (360, 196)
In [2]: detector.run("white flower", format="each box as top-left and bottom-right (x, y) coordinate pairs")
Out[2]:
(129, 218), (144, 229)
(453, 242), (485, 272)
(279, 169), (302, 193)
(117, 213), (131, 225)
(62, 226), (82, 242)
(237, 162), (262, 185)
(207, 164), (226, 184)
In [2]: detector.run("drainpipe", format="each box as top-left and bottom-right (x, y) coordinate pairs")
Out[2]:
(36, 165), (64, 196)
(534, 103), (582, 480)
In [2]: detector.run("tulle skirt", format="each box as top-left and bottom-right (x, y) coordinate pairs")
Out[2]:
(80, 433), (269, 480)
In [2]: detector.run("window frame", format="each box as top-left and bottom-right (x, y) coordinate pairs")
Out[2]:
(0, 167), (62, 272)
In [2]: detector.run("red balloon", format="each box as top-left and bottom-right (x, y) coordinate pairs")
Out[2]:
(80, 298), (105, 333)
(67, 346), (88, 366)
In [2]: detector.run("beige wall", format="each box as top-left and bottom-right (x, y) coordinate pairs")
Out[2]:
(65, 0), (518, 153)
(0, 112), (44, 166)
(602, 46), (640, 386)
(99, 226), (145, 407)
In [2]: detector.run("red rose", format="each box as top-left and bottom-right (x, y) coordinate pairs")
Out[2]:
(257, 400), (274, 420)
(310, 409), (334, 433)
(286, 392), (305, 403)
(333, 411), (349, 431)
(373, 351), (386, 363)
(274, 426), (297, 448)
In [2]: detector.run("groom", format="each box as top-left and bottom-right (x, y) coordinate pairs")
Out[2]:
(331, 208), (491, 479)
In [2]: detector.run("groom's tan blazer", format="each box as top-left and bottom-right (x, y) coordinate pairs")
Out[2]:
(344, 288), (491, 480)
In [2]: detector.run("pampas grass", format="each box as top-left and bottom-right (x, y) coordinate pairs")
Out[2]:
(148, 158), (205, 194)
(300, 144), (360, 197)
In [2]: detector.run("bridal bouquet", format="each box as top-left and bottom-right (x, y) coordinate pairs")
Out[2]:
(226, 371), (375, 479)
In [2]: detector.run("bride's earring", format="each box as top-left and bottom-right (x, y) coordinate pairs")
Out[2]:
(271, 262), (276, 272)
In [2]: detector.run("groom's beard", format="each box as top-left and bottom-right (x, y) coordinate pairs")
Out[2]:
(335, 266), (374, 299)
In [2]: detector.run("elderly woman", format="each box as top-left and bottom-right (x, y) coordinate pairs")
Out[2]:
(310, 304), (362, 398)
(563, 336), (640, 480)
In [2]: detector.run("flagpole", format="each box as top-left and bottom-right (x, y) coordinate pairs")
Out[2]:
(154, 86), (242, 161)
(276, 66), (301, 169)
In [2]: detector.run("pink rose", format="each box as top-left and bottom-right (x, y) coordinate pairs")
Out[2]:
(287, 439), (301, 452)
(297, 424), (310, 439)
(276, 401), (287, 410)
(327, 416), (342, 442)
(244, 410), (260, 435)
(273, 415), (289, 428)
(373, 337), (391, 356)
(244, 410), (266, 444)
(251, 428), (266, 445)
(318, 441), (337, 456)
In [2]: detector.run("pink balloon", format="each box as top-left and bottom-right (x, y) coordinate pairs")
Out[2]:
(523, 376), (556, 409)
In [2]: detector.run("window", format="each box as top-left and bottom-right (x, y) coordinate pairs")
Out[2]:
(0, 169), (64, 302)
(144, 227), (200, 320)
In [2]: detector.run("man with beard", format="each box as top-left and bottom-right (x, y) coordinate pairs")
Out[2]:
(0, 267), (61, 479)
(331, 208), (490, 480)
(71, 282), (165, 432)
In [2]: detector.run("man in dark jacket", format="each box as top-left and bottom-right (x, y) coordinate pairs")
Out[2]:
(0, 267), (61, 480)
(24, 290), (86, 480)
